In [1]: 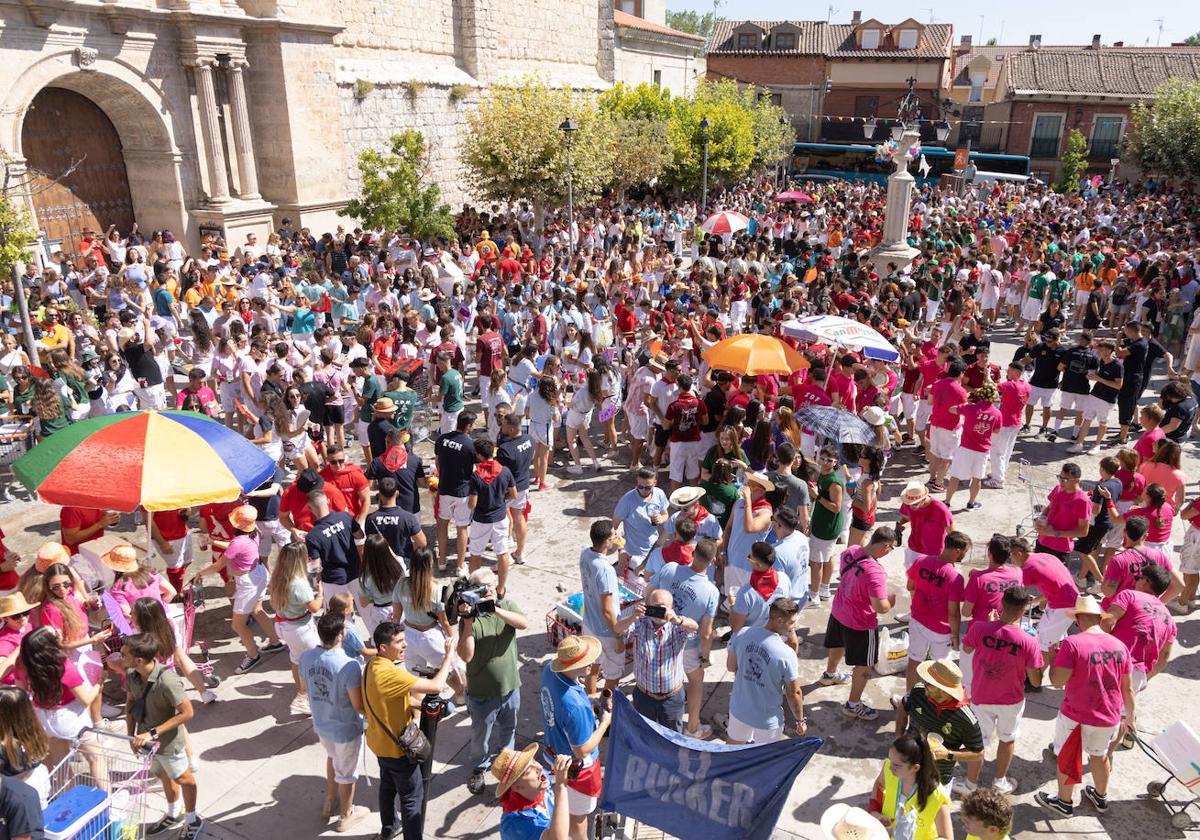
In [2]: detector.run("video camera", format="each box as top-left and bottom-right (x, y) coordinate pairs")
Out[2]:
(441, 577), (493, 624)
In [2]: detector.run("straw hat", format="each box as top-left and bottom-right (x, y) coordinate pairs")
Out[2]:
(647, 352), (668, 372)
(35, 542), (71, 574)
(669, 486), (705, 507)
(744, 471), (776, 493)
(901, 480), (929, 505)
(373, 397), (398, 415)
(1067, 594), (1104, 619)
(228, 504), (259, 532)
(861, 406), (887, 427)
(551, 634), (602, 673)
(100, 544), (140, 574)
(418, 289), (437, 302)
(820, 805), (887, 840)
(489, 743), (540, 795)
(915, 659), (967, 702)
(0, 592), (39, 619)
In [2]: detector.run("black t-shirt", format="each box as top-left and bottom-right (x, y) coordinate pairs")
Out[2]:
(469, 465), (515, 524)
(1089, 476), (1124, 529)
(496, 433), (534, 491)
(1120, 338), (1149, 390)
(122, 339), (163, 386)
(1028, 343), (1065, 388)
(305, 511), (363, 585)
(0, 775), (44, 839)
(365, 453), (426, 514)
(1143, 339), (1167, 379)
(1164, 398), (1197, 442)
(365, 505), (422, 561)
(1059, 345), (1098, 395)
(701, 387), (726, 434)
(435, 431), (477, 497)
(247, 466), (285, 522)
(366, 417), (399, 459)
(959, 334), (990, 366)
(1090, 358), (1124, 403)
(299, 380), (331, 425)
(900, 291), (922, 321)
(1038, 311), (1065, 335)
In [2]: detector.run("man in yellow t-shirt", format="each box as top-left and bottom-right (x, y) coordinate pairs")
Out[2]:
(363, 621), (454, 840)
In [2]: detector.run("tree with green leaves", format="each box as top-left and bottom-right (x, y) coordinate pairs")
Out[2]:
(459, 75), (614, 219)
(1055, 128), (1089, 192)
(1124, 79), (1200, 181)
(665, 9), (718, 39)
(0, 157), (38, 281)
(607, 116), (672, 197)
(340, 130), (455, 240)
(1183, 32), (1200, 46)
(746, 87), (795, 171)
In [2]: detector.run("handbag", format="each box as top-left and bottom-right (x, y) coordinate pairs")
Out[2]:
(363, 661), (431, 764)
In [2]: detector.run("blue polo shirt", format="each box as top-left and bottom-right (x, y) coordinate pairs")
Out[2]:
(729, 625), (800, 730)
(613, 487), (668, 559)
(732, 572), (792, 627)
(539, 662), (597, 764)
(767, 530), (811, 601)
(650, 563), (719, 652)
(579, 548), (618, 639)
(501, 786), (554, 840)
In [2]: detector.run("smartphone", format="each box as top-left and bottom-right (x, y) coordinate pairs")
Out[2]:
(644, 604), (667, 620)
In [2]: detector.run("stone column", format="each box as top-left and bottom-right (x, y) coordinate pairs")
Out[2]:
(868, 129), (920, 274)
(191, 59), (231, 204)
(226, 60), (261, 201)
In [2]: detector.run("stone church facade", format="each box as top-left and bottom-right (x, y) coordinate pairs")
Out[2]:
(0, 0), (615, 255)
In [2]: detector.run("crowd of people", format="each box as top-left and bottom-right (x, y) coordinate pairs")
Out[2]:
(0, 171), (1196, 840)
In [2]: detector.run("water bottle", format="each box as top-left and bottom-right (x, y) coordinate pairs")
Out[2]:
(307, 557), (322, 589)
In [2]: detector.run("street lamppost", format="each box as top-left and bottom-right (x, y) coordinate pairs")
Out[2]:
(1109, 157), (1120, 186)
(776, 114), (789, 187)
(559, 118), (577, 259)
(699, 116), (711, 214)
(868, 77), (922, 275)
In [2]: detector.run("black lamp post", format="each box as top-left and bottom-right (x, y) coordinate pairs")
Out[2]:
(559, 118), (577, 257)
(699, 116), (711, 213)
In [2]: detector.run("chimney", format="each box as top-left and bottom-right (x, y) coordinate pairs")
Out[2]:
(960, 35), (973, 47)
(851, 10), (862, 25)
(1113, 40), (1124, 47)
(1029, 34), (1042, 49)
(1091, 34), (1102, 49)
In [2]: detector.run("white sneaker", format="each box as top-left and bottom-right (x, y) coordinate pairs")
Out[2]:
(289, 694), (311, 716)
(199, 690), (218, 705)
(993, 776), (1017, 794)
(567, 464), (584, 475)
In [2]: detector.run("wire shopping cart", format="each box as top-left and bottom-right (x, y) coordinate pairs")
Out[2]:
(1014, 458), (1055, 539)
(399, 358), (432, 444)
(1134, 722), (1200, 830)
(0, 413), (35, 502)
(45, 728), (157, 839)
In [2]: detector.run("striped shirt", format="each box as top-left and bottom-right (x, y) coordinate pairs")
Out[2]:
(902, 683), (984, 784)
(631, 618), (693, 695)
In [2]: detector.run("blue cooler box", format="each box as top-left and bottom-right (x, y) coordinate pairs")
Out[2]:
(44, 784), (110, 840)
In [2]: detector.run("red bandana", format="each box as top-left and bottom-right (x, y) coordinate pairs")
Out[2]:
(500, 786), (545, 814)
(749, 568), (778, 600)
(381, 444), (408, 472)
(474, 459), (502, 485)
(662, 542), (694, 566)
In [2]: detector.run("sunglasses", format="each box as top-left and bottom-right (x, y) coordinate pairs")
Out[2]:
(48, 582), (72, 592)
(635, 485), (654, 494)
(1058, 475), (1077, 483)
(6, 611), (31, 621)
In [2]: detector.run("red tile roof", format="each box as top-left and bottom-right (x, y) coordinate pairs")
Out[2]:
(614, 10), (705, 43)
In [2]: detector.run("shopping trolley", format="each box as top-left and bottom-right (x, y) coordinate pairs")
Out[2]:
(45, 728), (157, 839)
(1014, 458), (1055, 539)
(1134, 722), (1200, 830)
(0, 413), (35, 502)
(399, 358), (432, 444)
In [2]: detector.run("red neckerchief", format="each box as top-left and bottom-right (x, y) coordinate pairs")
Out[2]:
(932, 694), (968, 715)
(475, 458), (502, 484)
(662, 541), (694, 566)
(690, 505), (709, 526)
(381, 444), (408, 472)
(749, 567), (778, 600)
(500, 786), (546, 814)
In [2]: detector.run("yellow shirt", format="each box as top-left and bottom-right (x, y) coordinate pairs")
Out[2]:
(881, 759), (951, 840)
(363, 657), (419, 760)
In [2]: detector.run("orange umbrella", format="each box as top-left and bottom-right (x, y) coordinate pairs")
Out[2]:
(701, 334), (809, 375)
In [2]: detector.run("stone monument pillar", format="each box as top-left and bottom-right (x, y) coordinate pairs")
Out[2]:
(868, 128), (921, 275)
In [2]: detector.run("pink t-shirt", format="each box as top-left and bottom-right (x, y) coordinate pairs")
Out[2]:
(965, 619), (1044, 706)
(918, 359), (944, 398)
(1040, 486), (1092, 552)
(1110, 589), (1177, 674)
(907, 555), (965, 634)
(963, 565), (1024, 620)
(21, 658), (84, 710)
(826, 371), (856, 412)
(1021, 552), (1079, 609)
(1134, 427), (1165, 464)
(111, 573), (166, 613)
(929, 378), (967, 431)
(1055, 630), (1131, 727)
(1138, 461), (1186, 505)
(36, 592), (89, 644)
(792, 381), (831, 411)
(958, 402), (1001, 452)
(0, 625), (30, 686)
(900, 499), (953, 556)
(1101, 545), (1172, 609)
(997, 379), (1031, 428)
(829, 547), (888, 631)
(225, 533), (261, 574)
(1126, 503), (1175, 543)
(1116, 468), (1146, 503)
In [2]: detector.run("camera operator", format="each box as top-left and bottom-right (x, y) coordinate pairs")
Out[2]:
(456, 568), (528, 796)
(614, 588), (697, 733)
(364, 620), (455, 840)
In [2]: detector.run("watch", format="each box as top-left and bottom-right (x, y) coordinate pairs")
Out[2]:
(149, 727), (159, 740)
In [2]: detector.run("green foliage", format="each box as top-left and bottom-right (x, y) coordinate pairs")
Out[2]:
(599, 82), (675, 119)
(665, 9), (718, 39)
(1183, 32), (1200, 46)
(665, 80), (756, 191)
(353, 79), (374, 100)
(0, 159), (38, 279)
(459, 75), (614, 209)
(746, 88), (796, 170)
(607, 116), (672, 197)
(448, 83), (473, 103)
(1055, 128), (1089, 192)
(340, 130), (455, 240)
(1124, 79), (1200, 181)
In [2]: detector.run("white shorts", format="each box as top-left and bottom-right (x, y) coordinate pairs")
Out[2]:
(1101, 522), (1125, 551)
(929, 426), (960, 460)
(668, 440), (704, 483)
(597, 637), (626, 681)
(256, 519), (291, 556)
(1021, 297), (1044, 321)
(530, 420), (555, 449)
(914, 399), (933, 432)
(437, 494), (472, 528)
(1028, 386), (1057, 408)
(1083, 396), (1116, 423)
(321, 580), (356, 610)
(320, 734), (365, 784)
(468, 519), (510, 556)
(1179, 527), (1200, 574)
(1053, 711), (1118, 758)
(1131, 668), (1148, 695)
(925, 300), (941, 323)
(907, 620), (953, 662)
(219, 381), (240, 414)
(359, 603), (392, 639)
(276, 617), (320, 664)
(1075, 290), (1092, 308)
(900, 393), (916, 420)
(727, 713), (784, 744)
(232, 563), (269, 615)
(1036, 606), (1074, 651)
(153, 536), (193, 571)
(356, 420), (371, 446)
(904, 548), (922, 570)
(682, 646), (703, 674)
(723, 565), (751, 600)
(566, 785), (599, 817)
(809, 537), (837, 566)
(626, 412), (649, 441)
(974, 700), (1026, 743)
(36, 700), (92, 741)
(134, 384), (167, 411)
(950, 447), (989, 481)
(565, 409), (593, 429)
(403, 624), (448, 674)
(480, 376), (498, 411)
(439, 410), (462, 435)
(1058, 391), (1088, 413)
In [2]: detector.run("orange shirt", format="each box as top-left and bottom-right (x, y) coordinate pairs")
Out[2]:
(1076, 272), (1097, 292)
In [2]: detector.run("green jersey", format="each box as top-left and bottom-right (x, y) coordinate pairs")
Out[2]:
(1028, 274), (1049, 300)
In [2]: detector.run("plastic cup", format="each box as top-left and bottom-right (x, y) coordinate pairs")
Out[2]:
(927, 733), (945, 753)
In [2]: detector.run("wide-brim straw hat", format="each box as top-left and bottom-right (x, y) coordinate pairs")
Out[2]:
(1067, 594), (1104, 618)
(0, 592), (39, 619)
(669, 486), (705, 507)
(551, 634), (602, 673)
(916, 658), (967, 702)
(744, 471), (776, 493)
(35, 542), (71, 574)
(902, 479), (929, 505)
(228, 504), (259, 532)
(820, 805), (888, 840)
(490, 743), (540, 795)
(101, 543), (140, 574)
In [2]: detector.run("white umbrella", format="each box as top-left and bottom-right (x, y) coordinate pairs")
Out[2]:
(781, 315), (900, 362)
(699, 211), (750, 236)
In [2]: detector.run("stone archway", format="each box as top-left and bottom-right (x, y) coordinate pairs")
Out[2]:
(21, 87), (136, 256)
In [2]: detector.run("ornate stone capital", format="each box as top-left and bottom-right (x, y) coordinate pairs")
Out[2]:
(73, 47), (99, 70)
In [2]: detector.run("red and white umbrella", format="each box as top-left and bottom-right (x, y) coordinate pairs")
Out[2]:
(699, 211), (750, 236)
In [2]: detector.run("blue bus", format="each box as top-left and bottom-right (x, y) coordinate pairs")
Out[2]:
(789, 142), (1031, 186)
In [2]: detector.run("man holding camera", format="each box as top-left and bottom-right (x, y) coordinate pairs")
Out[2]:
(614, 588), (697, 733)
(456, 568), (528, 796)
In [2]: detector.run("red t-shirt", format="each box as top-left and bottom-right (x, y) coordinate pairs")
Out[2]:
(665, 393), (707, 443)
(825, 371), (856, 411)
(279, 483), (350, 532)
(319, 464), (369, 519)
(198, 501), (240, 544)
(917, 359), (945, 399)
(1055, 630), (1131, 727)
(900, 499), (953, 556)
(997, 379), (1031, 428)
(475, 332), (505, 378)
(907, 555), (965, 634)
(958, 402), (1001, 452)
(152, 510), (189, 542)
(0, 529), (15, 591)
(929, 378), (967, 431)
(60, 507), (106, 557)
